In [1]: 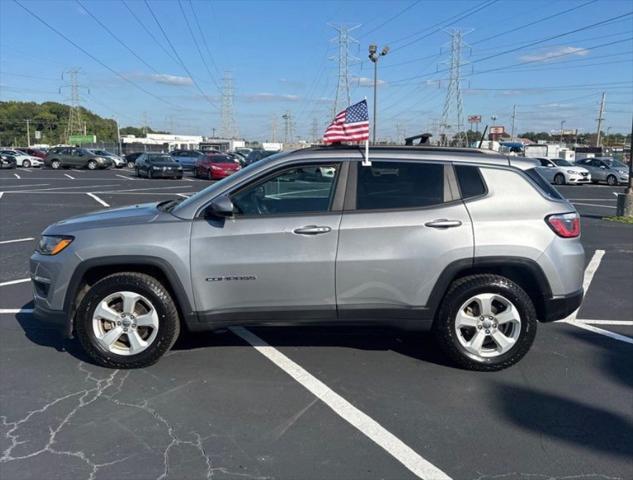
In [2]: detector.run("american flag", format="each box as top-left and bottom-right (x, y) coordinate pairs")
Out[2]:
(323, 100), (369, 143)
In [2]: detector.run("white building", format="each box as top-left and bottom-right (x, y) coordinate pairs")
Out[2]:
(121, 133), (203, 152)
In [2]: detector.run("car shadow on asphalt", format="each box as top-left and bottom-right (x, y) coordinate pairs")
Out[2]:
(491, 381), (633, 458)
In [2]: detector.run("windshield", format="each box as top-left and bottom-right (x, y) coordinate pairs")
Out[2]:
(604, 159), (626, 168)
(174, 151), (288, 213)
(94, 150), (114, 156)
(147, 154), (173, 163)
(552, 159), (573, 167)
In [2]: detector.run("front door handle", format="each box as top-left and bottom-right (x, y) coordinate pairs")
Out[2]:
(293, 225), (332, 235)
(425, 219), (462, 229)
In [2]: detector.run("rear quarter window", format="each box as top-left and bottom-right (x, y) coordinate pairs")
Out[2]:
(455, 165), (486, 199)
(524, 168), (564, 200)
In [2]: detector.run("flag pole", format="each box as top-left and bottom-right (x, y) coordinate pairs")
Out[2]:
(362, 97), (371, 166)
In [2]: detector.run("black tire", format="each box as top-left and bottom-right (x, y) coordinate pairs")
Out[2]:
(176, 175), (183, 180)
(87, 160), (97, 170)
(75, 272), (180, 369)
(553, 173), (565, 185)
(207, 169), (213, 181)
(135, 168), (141, 178)
(51, 159), (61, 169)
(148, 170), (153, 179)
(432, 274), (537, 371)
(591, 179), (598, 184)
(22, 159), (31, 168)
(607, 175), (617, 186)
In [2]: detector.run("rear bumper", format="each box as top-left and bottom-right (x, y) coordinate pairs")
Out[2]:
(540, 288), (583, 322)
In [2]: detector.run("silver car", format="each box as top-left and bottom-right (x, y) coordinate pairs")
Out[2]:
(575, 157), (630, 186)
(30, 146), (585, 371)
(535, 157), (591, 185)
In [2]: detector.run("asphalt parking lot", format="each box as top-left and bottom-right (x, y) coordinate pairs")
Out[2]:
(1, 167), (631, 480)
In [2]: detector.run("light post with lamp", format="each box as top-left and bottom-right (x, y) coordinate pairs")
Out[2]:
(368, 44), (389, 144)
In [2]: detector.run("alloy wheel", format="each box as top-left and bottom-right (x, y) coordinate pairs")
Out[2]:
(92, 291), (159, 356)
(454, 293), (521, 358)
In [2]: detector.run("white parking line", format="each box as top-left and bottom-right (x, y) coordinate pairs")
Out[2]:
(0, 237), (35, 245)
(566, 198), (614, 202)
(64, 173), (75, 180)
(0, 183), (50, 190)
(572, 202), (616, 209)
(98, 185), (192, 193)
(86, 192), (110, 207)
(13, 173), (20, 179)
(116, 174), (134, 180)
(22, 168), (32, 172)
(71, 169), (82, 172)
(230, 326), (452, 480)
(577, 319), (633, 326)
(0, 308), (33, 314)
(0, 192), (3, 201)
(0, 278), (30, 287)
(566, 321), (633, 345)
(183, 178), (194, 182)
(177, 193), (189, 198)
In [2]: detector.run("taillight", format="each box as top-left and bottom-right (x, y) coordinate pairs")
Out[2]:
(546, 213), (580, 238)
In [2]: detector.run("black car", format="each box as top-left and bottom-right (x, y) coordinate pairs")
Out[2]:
(0, 154), (17, 169)
(125, 152), (144, 169)
(135, 153), (183, 179)
(245, 149), (278, 165)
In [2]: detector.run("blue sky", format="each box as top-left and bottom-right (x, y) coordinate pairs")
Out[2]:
(1, 0), (632, 141)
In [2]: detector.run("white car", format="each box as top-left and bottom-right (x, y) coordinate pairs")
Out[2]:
(89, 149), (126, 168)
(0, 149), (43, 168)
(535, 158), (591, 185)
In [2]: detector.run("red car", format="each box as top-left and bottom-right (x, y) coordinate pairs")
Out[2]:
(195, 154), (241, 180)
(17, 147), (47, 159)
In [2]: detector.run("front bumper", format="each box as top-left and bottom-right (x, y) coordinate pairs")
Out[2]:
(540, 288), (583, 322)
(567, 174), (591, 184)
(33, 302), (71, 336)
(150, 169), (183, 177)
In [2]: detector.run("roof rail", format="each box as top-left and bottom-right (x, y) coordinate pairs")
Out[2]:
(307, 144), (501, 155)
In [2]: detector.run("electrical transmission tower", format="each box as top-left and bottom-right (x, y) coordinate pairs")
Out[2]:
(220, 71), (238, 139)
(396, 123), (407, 145)
(60, 69), (87, 142)
(439, 30), (470, 147)
(311, 118), (319, 143)
(329, 24), (360, 116)
(282, 112), (295, 145)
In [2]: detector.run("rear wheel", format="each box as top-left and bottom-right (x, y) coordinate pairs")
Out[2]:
(148, 170), (154, 179)
(87, 160), (97, 170)
(22, 159), (31, 168)
(75, 272), (180, 369)
(553, 173), (565, 185)
(51, 159), (61, 169)
(607, 175), (617, 186)
(207, 169), (213, 181)
(433, 274), (537, 371)
(127, 161), (135, 169)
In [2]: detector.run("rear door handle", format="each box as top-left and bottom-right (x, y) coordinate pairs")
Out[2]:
(293, 225), (332, 235)
(424, 219), (462, 228)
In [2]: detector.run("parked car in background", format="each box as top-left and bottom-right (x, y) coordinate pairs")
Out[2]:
(0, 153), (17, 169)
(230, 151), (247, 166)
(125, 152), (144, 168)
(170, 150), (205, 170)
(89, 149), (125, 168)
(0, 148), (43, 168)
(45, 147), (113, 170)
(245, 149), (278, 165)
(195, 153), (241, 180)
(17, 147), (47, 159)
(575, 157), (630, 185)
(535, 158), (590, 185)
(135, 153), (183, 179)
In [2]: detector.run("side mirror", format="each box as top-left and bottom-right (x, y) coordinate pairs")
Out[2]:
(600, 165), (606, 169)
(206, 195), (234, 218)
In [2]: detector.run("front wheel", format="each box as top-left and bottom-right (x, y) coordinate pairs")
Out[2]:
(207, 169), (213, 181)
(433, 274), (537, 371)
(127, 161), (135, 169)
(22, 159), (31, 168)
(607, 175), (617, 186)
(75, 272), (180, 369)
(87, 160), (97, 170)
(51, 159), (61, 169)
(553, 173), (565, 185)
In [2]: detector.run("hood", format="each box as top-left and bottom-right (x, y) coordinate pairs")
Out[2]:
(45, 202), (162, 234)
(565, 166), (588, 174)
(149, 161), (180, 167)
(211, 162), (239, 170)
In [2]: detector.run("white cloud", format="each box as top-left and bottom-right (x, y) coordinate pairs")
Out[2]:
(149, 74), (193, 86)
(242, 93), (301, 102)
(520, 46), (589, 63)
(351, 76), (387, 87)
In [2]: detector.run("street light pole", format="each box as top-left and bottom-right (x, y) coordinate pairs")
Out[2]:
(368, 44), (389, 144)
(560, 120), (566, 143)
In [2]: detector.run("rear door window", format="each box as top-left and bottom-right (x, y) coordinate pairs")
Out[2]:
(355, 161), (444, 210)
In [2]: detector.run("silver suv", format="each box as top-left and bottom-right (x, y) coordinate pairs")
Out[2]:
(30, 146), (585, 371)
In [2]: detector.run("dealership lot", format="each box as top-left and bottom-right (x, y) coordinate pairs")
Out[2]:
(1, 168), (631, 480)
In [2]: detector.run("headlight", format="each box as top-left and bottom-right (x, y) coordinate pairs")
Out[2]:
(37, 235), (73, 255)
(152, 166), (161, 170)
(567, 170), (576, 174)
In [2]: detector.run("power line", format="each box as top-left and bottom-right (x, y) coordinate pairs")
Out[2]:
(143, 0), (219, 111)
(471, 0), (597, 45)
(187, 0), (223, 79)
(388, 11), (633, 85)
(389, 0), (498, 53)
(76, 0), (162, 75)
(120, 0), (179, 66)
(13, 0), (190, 111)
(177, 0), (220, 90)
(360, 0), (423, 39)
